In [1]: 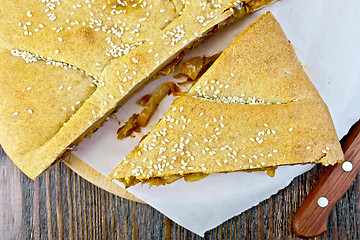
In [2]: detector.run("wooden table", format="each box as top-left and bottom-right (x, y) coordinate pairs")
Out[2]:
(1, 125), (359, 239)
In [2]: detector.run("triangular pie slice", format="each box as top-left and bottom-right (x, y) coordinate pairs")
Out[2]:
(109, 12), (344, 187)
(0, 0), (277, 179)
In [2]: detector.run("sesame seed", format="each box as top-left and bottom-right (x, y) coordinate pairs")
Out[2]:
(131, 58), (139, 63)
(13, 112), (19, 116)
(28, 109), (33, 114)
(289, 127), (293, 132)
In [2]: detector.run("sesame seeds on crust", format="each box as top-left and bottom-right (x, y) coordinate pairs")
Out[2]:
(110, 95), (339, 187)
(109, 12), (343, 187)
(1, 0), (263, 179)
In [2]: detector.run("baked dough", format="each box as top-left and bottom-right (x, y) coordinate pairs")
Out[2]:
(0, 0), (277, 179)
(109, 12), (344, 187)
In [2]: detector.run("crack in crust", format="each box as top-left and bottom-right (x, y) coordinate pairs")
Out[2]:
(190, 94), (300, 105)
(10, 48), (99, 84)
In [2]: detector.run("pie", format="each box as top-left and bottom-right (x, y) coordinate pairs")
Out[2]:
(0, 0), (276, 179)
(109, 12), (344, 187)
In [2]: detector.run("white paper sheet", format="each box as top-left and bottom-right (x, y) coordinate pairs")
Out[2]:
(74, 0), (360, 236)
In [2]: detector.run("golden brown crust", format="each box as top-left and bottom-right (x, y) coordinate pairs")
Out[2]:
(0, 0), (276, 179)
(188, 12), (320, 103)
(111, 96), (342, 187)
(0, 47), (96, 175)
(109, 12), (343, 187)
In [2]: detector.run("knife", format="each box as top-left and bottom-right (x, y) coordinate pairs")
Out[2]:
(292, 121), (360, 238)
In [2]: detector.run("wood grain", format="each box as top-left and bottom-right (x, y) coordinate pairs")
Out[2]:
(0, 150), (22, 240)
(292, 131), (360, 238)
(63, 154), (144, 203)
(0, 122), (359, 239)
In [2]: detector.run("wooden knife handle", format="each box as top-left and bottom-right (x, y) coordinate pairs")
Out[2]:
(292, 123), (360, 238)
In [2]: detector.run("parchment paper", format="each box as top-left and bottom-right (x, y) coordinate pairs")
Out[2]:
(74, 0), (360, 236)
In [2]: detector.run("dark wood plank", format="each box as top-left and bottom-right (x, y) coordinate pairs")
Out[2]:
(66, 168), (74, 240)
(292, 133), (360, 237)
(0, 135), (359, 240)
(55, 164), (64, 239)
(33, 178), (40, 240)
(0, 150), (23, 240)
(45, 172), (53, 240)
